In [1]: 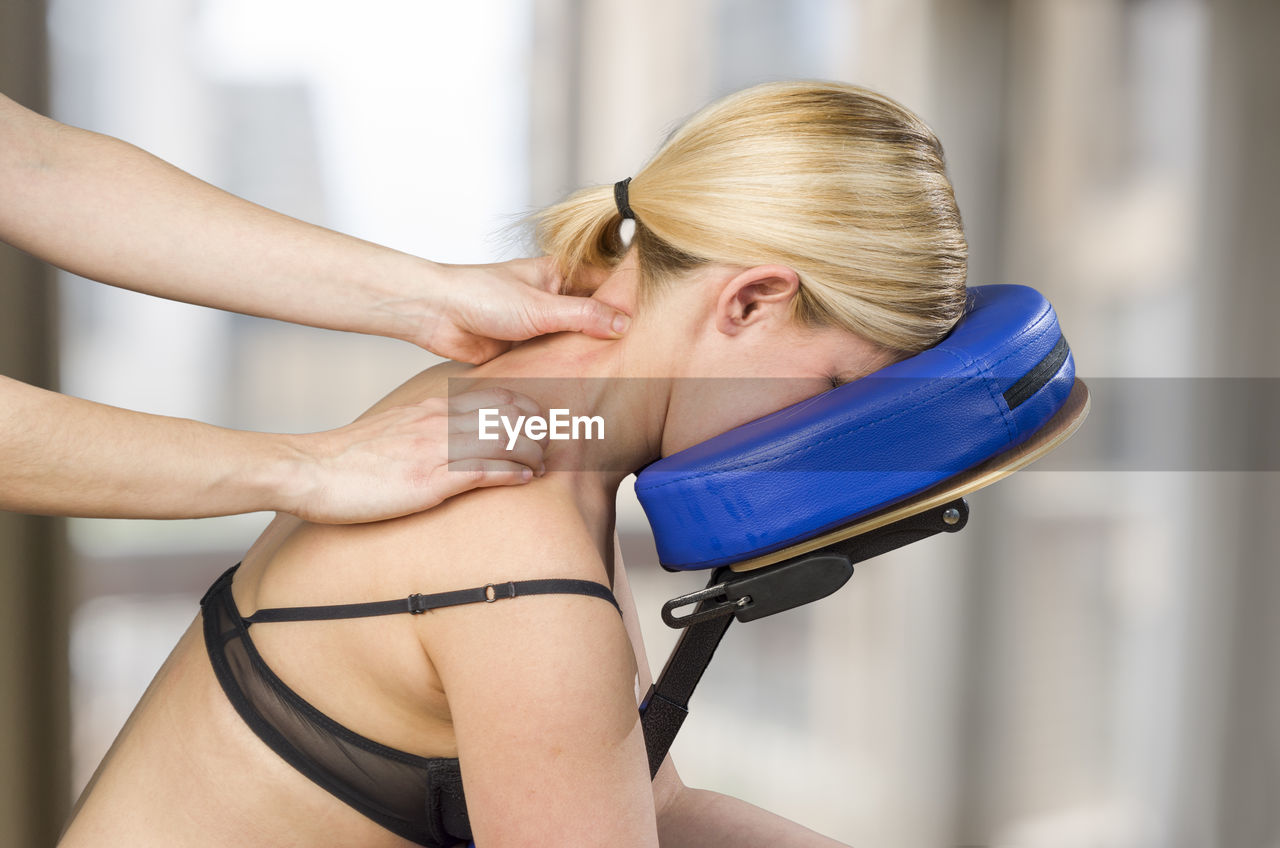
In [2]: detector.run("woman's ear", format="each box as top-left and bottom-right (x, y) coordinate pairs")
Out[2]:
(714, 265), (801, 335)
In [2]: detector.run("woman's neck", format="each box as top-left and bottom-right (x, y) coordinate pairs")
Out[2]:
(455, 328), (672, 494)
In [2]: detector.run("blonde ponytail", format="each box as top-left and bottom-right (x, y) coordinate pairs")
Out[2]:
(534, 81), (968, 354)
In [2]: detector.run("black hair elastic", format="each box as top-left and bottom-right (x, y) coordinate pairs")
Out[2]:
(614, 177), (635, 220)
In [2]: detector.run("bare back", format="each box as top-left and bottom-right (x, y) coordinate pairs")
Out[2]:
(61, 361), (658, 847)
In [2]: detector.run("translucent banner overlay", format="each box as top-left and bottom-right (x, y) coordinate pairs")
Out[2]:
(447, 377), (1280, 472)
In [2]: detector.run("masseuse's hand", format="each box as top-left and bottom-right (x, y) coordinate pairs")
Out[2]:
(0, 377), (546, 524)
(282, 388), (547, 524)
(414, 257), (630, 363)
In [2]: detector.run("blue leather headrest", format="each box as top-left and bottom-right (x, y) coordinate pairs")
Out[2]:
(634, 284), (1075, 570)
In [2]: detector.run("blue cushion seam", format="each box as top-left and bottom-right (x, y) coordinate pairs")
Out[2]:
(986, 315), (1059, 440)
(932, 307), (1056, 444)
(943, 302), (1053, 374)
(983, 307), (1056, 371)
(936, 346), (1017, 445)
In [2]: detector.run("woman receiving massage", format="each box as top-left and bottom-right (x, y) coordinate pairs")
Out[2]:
(61, 80), (967, 847)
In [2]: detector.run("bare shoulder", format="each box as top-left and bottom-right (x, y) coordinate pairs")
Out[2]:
(354, 358), (470, 419)
(251, 470), (606, 607)
(403, 481), (656, 846)
(395, 474), (608, 589)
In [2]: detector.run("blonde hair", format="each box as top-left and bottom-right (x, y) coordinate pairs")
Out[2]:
(534, 81), (968, 354)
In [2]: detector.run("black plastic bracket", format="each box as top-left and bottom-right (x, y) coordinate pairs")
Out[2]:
(661, 553), (855, 628)
(660, 582), (749, 628)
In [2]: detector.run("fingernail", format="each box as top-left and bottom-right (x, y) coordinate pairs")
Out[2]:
(611, 313), (631, 335)
(537, 463), (547, 477)
(521, 467), (533, 481)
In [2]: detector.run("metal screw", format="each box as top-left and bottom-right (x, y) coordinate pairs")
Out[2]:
(942, 507), (961, 526)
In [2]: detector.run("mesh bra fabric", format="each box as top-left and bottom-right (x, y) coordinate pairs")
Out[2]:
(202, 562), (623, 844)
(201, 564), (472, 846)
(202, 564), (622, 846)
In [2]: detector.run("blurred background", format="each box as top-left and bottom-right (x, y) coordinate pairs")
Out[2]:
(1, 0), (1277, 845)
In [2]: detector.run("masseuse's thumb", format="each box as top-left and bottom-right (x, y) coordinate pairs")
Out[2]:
(532, 292), (631, 340)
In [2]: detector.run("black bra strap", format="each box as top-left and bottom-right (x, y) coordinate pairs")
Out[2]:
(245, 578), (621, 625)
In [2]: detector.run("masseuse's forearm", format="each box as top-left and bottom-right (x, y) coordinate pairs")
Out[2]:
(0, 93), (431, 343)
(657, 786), (848, 848)
(0, 375), (300, 519)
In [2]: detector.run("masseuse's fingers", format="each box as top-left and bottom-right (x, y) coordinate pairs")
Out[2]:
(447, 426), (545, 475)
(433, 458), (545, 501)
(282, 392), (548, 524)
(446, 390), (548, 469)
(416, 257), (631, 364)
(446, 390), (546, 474)
(521, 285), (631, 340)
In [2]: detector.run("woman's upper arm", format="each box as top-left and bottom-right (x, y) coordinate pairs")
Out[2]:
(410, 495), (659, 847)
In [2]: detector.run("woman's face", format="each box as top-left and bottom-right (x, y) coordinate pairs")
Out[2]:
(658, 318), (886, 456)
(593, 252), (890, 456)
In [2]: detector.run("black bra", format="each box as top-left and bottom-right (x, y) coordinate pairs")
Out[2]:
(200, 564), (621, 847)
